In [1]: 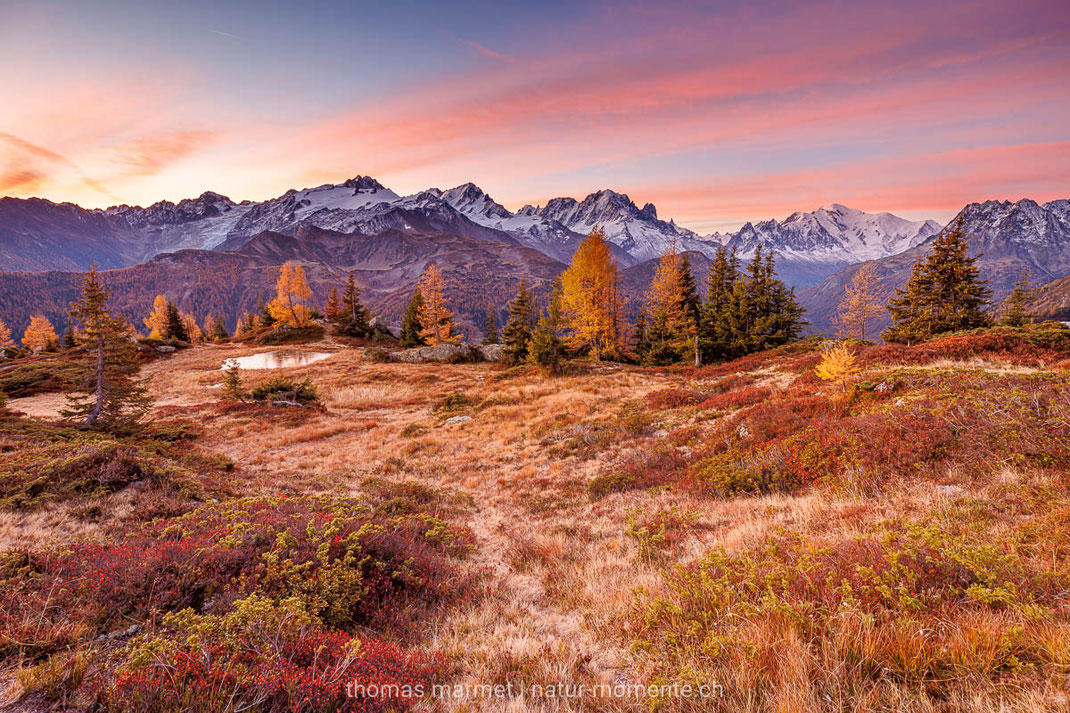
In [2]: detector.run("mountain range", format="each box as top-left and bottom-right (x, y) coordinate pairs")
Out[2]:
(0, 176), (938, 284)
(0, 175), (1067, 342)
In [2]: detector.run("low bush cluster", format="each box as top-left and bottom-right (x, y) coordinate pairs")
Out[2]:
(634, 517), (1070, 707)
(0, 494), (472, 710)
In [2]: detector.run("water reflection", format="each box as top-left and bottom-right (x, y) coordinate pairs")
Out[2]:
(221, 351), (335, 370)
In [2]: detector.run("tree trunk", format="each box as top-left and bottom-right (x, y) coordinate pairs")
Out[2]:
(84, 334), (106, 426)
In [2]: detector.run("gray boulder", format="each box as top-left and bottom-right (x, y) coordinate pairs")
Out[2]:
(476, 343), (503, 362)
(393, 343), (478, 363)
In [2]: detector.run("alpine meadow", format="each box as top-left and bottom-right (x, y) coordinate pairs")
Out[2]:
(1, 1), (1069, 712)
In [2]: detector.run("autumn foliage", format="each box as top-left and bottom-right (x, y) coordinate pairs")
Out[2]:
(560, 228), (624, 359)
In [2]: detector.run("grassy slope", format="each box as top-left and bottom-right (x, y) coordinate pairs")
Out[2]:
(1, 327), (1068, 711)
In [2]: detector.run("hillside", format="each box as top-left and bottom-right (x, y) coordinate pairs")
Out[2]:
(0, 227), (565, 339)
(1, 326), (1068, 710)
(1032, 275), (1070, 321)
(800, 198), (1070, 335)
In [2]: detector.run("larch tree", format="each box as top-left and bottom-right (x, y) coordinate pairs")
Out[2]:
(502, 280), (535, 365)
(143, 295), (170, 339)
(416, 264), (456, 345)
(23, 314), (58, 352)
(181, 312), (202, 343)
(642, 242), (697, 366)
(999, 270), (1036, 327)
(832, 262), (887, 341)
(268, 261), (313, 327)
(61, 264), (151, 429)
(0, 318), (15, 354)
(560, 227), (623, 360)
(400, 289), (425, 347)
(325, 287), (341, 323)
(883, 219), (991, 344)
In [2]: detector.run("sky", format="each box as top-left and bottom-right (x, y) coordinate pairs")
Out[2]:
(0, 0), (1067, 233)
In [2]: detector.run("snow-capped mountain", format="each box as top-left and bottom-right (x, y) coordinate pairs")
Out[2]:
(798, 197), (1070, 335)
(0, 174), (952, 285)
(106, 191), (255, 253)
(515, 189), (720, 262)
(717, 204), (940, 286)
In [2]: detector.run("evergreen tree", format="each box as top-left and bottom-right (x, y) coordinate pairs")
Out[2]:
(258, 294), (276, 328)
(633, 309), (650, 363)
(222, 362), (244, 401)
(502, 280), (536, 365)
(883, 219), (991, 344)
(325, 287), (341, 323)
(338, 272), (371, 337)
(62, 264), (151, 429)
(698, 245), (740, 362)
(165, 300), (189, 342)
(999, 270), (1036, 327)
(209, 315), (230, 341)
(482, 305), (499, 345)
(528, 279), (565, 374)
(61, 319), (77, 350)
(400, 289), (426, 347)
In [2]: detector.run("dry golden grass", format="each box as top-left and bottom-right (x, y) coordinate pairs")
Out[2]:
(4, 338), (1069, 712)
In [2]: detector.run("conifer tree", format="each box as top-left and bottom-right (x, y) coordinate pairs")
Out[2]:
(208, 315), (229, 341)
(258, 294), (276, 328)
(166, 300), (189, 342)
(999, 270), (1036, 327)
(222, 362), (244, 401)
(22, 314), (58, 352)
(560, 227), (623, 359)
(528, 279), (565, 374)
(325, 287), (341, 323)
(400, 289), (426, 347)
(832, 262), (886, 341)
(482, 306), (499, 345)
(416, 264), (456, 345)
(61, 319), (77, 350)
(144, 295), (170, 338)
(0, 318), (16, 354)
(62, 264), (151, 429)
(633, 309), (650, 363)
(642, 242), (698, 365)
(699, 245), (740, 362)
(181, 312), (202, 343)
(502, 280), (535, 365)
(338, 272), (371, 337)
(883, 219), (991, 344)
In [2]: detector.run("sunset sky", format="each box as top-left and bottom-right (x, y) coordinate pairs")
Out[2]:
(1, 0), (1067, 232)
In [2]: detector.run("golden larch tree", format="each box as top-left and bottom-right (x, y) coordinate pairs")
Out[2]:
(416, 264), (457, 345)
(268, 261), (313, 327)
(181, 312), (203, 343)
(23, 314), (58, 352)
(833, 261), (887, 341)
(560, 227), (623, 359)
(643, 241), (696, 362)
(143, 295), (170, 338)
(0, 318), (15, 352)
(815, 342), (859, 394)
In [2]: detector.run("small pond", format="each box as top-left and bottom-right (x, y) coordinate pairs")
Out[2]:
(221, 351), (335, 370)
